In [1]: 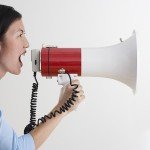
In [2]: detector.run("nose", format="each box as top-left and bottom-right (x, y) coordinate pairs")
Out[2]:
(23, 36), (29, 48)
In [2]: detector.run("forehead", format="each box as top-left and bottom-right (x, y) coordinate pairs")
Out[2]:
(7, 19), (25, 34)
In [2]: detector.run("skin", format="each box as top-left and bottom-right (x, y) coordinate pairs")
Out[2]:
(0, 19), (85, 149)
(0, 19), (29, 77)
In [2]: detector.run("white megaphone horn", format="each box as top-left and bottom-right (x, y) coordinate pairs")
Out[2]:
(31, 32), (137, 92)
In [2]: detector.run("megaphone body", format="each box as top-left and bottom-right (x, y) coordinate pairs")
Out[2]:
(31, 32), (137, 91)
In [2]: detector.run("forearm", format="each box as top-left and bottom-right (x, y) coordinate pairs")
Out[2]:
(29, 80), (85, 149)
(30, 105), (67, 149)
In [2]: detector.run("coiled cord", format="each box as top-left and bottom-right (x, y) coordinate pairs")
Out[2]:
(24, 72), (79, 134)
(24, 72), (38, 134)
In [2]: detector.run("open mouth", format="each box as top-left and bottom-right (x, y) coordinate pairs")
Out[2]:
(19, 51), (26, 67)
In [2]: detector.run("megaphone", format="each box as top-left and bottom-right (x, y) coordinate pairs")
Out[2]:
(31, 32), (137, 92)
(24, 32), (137, 134)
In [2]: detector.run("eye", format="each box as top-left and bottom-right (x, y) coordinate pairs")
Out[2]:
(15, 30), (26, 39)
(17, 31), (25, 38)
(19, 33), (24, 37)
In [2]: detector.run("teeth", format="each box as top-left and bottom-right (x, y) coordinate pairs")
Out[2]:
(20, 54), (25, 62)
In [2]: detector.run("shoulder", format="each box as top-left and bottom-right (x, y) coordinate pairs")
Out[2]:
(0, 109), (3, 117)
(0, 110), (3, 123)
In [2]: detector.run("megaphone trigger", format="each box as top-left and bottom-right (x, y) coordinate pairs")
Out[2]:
(57, 73), (78, 86)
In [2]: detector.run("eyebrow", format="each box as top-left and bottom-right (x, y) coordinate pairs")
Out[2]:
(17, 29), (25, 34)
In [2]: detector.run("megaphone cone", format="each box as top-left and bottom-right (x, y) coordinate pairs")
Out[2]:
(31, 32), (137, 92)
(82, 32), (137, 92)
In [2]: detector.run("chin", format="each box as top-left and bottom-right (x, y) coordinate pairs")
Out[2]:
(15, 70), (21, 75)
(15, 71), (21, 75)
(10, 68), (21, 75)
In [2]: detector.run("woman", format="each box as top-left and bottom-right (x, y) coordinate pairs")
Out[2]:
(0, 4), (85, 150)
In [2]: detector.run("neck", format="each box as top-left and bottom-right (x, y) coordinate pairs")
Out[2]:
(0, 65), (6, 79)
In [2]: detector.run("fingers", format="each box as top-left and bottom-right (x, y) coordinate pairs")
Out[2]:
(66, 79), (80, 91)
(71, 79), (80, 85)
(74, 88), (85, 103)
(71, 80), (85, 100)
(65, 79), (85, 102)
(76, 90), (84, 96)
(75, 93), (85, 101)
(79, 95), (85, 101)
(75, 85), (83, 92)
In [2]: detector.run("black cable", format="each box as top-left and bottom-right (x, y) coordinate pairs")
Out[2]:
(24, 72), (79, 134)
(24, 72), (38, 134)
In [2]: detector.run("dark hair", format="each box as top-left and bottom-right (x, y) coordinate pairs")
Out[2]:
(0, 5), (22, 41)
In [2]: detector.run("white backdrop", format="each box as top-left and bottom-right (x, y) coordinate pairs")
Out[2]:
(0, 0), (150, 150)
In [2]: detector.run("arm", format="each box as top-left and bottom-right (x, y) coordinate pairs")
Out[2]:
(0, 110), (35, 150)
(29, 105), (65, 149)
(30, 79), (85, 149)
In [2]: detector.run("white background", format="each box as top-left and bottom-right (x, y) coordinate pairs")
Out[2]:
(0, 0), (150, 150)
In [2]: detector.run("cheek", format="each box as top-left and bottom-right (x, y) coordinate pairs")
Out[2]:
(4, 36), (22, 51)
(1, 48), (21, 74)
(2, 37), (23, 63)
(2, 46), (19, 65)
(4, 42), (21, 57)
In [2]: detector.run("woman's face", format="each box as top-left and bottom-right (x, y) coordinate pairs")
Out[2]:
(0, 19), (29, 75)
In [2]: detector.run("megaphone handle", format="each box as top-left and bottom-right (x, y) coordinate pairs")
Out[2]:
(57, 74), (78, 86)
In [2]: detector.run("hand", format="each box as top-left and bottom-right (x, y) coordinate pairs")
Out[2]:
(56, 79), (85, 116)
